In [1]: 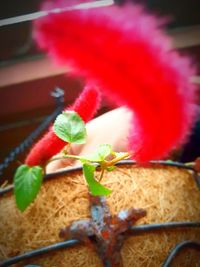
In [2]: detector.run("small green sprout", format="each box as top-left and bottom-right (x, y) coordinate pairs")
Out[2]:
(14, 111), (130, 211)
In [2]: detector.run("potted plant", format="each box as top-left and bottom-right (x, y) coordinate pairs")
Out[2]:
(0, 1), (200, 266)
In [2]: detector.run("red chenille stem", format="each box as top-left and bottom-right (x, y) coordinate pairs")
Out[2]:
(25, 85), (101, 166)
(33, 1), (197, 163)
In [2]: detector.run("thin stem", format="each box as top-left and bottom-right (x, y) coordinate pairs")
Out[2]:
(98, 168), (105, 182)
(46, 154), (83, 165)
(45, 152), (131, 168)
(43, 154), (83, 174)
(62, 144), (72, 155)
(44, 152), (131, 185)
(45, 152), (131, 172)
(105, 152), (130, 167)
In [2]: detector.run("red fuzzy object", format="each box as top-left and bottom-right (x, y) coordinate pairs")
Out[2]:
(33, 1), (197, 163)
(25, 85), (101, 166)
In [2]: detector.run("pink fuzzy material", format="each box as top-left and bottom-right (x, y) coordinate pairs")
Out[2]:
(25, 85), (101, 166)
(33, 1), (197, 163)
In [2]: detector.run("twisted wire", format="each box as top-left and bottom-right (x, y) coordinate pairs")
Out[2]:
(0, 88), (64, 176)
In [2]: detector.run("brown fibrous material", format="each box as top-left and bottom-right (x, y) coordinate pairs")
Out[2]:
(0, 164), (200, 266)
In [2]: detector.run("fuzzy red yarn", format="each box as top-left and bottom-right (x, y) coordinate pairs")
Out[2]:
(33, 1), (197, 162)
(25, 85), (101, 166)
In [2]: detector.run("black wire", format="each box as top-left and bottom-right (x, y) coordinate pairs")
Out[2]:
(0, 108), (60, 176)
(162, 240), (200, 267)
(0, 222), (199, 266)
(0, 88), (64, 177)
(0, 240), (79, 267)
(129, 221), (200, 235)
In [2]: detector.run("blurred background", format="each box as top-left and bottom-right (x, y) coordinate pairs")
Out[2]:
(0, 0), (200, 182)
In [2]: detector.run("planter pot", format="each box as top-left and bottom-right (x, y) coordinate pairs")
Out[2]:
(0, 161), (200, 266)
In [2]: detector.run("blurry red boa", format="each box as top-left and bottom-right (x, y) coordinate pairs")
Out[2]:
(25, 1), (197, 166)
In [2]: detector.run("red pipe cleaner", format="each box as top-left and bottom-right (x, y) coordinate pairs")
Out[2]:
(25, 85), (101, 166)
(33, 1), (197, 163)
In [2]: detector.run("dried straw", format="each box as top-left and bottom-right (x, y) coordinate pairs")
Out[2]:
(0, 164), (199, 266)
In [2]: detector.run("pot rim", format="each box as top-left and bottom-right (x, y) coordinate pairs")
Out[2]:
(0, 159), (195, 197)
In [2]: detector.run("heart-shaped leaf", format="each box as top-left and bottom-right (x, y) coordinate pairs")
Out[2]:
(14, 165), (43, 212)
(53, 111), (87, 144)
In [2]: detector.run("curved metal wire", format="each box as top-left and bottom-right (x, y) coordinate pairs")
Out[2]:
(162, 240), (200, 267)
(0, 240), (79, 267)
(0, 221), (199, 267)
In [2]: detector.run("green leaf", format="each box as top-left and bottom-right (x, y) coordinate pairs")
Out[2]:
(83, 164), (112, 196)
(53, 111), (87, 144)
(14, 165), (43, 212)
(85, 144), (112, 162)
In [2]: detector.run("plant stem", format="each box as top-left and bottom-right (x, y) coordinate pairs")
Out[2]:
(44, 154), (82, 173)
(45, 152), (131, 171)
(98, 168), (105, 182)
(105, 152), (130, 167)
(47, 154), (82, 164)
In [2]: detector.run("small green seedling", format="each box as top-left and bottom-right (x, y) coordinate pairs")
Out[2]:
(14, 111), (130, 212)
